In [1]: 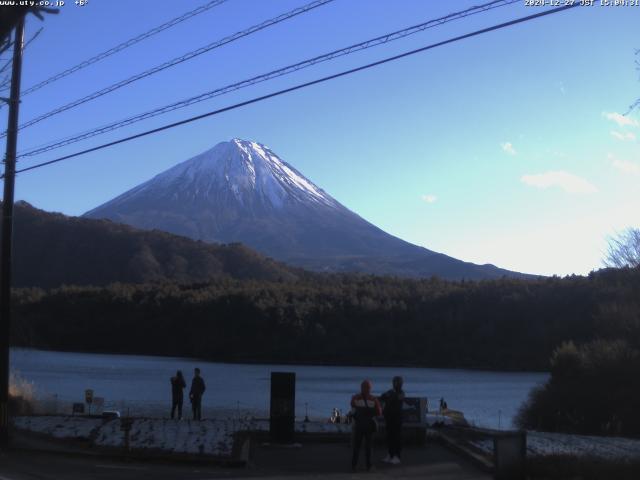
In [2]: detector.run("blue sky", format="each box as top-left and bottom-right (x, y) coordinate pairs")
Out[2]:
(3, 0), (639, 276)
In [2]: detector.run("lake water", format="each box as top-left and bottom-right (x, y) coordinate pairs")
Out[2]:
(10, 348), (548, 429)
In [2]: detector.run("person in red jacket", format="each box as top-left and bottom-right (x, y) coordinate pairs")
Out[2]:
(350, 379), (382, 471)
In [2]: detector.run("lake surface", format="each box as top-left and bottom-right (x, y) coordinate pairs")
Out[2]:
(10, 348), (548, 429)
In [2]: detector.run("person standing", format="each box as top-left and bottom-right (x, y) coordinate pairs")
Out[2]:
(350, 379), (382, 472)
(380, 376), (406, 465)
(189, 367), (206, 420)
(170, 370), (186, 419)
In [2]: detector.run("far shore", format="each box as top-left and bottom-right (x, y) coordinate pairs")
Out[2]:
(10, 346), (550, 374)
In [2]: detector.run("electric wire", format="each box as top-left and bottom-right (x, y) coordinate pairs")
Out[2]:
(10, 3), (579, 177)
(2, 0), (335, 139)
(19, 0), (230, 96)
(0, 28), (43, 93)
(0, 27), (42, 77)
(17, 0), (518, 158)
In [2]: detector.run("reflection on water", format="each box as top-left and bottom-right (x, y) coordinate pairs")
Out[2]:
(11, 348), (547, 428)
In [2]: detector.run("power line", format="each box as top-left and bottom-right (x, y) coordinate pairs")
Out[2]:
(21, 26), (42, 51)
(18, 0), (229, 96)
(11, 3), (579, 177)
(3, 0), (335, 138)
(0, 27), (41, 76)
(18, 0), (519, 158)
(0, 27), (42, 92)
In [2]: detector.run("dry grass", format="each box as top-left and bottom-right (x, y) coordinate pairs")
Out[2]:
(9, 370), (35, 399)
(9, 370), (35, 414)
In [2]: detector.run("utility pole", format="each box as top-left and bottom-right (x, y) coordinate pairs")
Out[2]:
(0, 16), (25, 449)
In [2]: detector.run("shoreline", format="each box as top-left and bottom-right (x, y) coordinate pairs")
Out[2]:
(10, 346), (550, 374)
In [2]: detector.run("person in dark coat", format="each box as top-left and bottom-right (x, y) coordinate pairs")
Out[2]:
(189, 367), (206, 420)
(170, 370), (186, 419)
(350, 379), (382, 472)
(380, 376), (406, 464)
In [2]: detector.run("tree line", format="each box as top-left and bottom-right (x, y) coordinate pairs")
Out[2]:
(10, 266), (640, 372)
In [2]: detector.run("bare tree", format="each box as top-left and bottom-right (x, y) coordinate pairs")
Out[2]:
(626, 49), (640, 114)
(605, 228), (640, 269)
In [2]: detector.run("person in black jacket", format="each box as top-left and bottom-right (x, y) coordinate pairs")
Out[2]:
(189, 367), (206, 420)
(170, 370), (186, 419)
(380, 376), (406, 465)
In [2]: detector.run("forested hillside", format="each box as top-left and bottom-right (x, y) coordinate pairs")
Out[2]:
(11, 267), (640, 371)
(10, 201), (300, 287)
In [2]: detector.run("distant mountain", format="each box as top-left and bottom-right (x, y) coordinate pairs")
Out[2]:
(10, 201), (299, 288)
(85, 139), (532, 280)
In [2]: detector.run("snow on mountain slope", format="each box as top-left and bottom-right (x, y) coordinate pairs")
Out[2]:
(84, 139), (530, 280)
(96, 139), (338, 212)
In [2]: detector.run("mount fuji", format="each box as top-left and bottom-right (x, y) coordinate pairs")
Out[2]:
(84, 139), (528, 280)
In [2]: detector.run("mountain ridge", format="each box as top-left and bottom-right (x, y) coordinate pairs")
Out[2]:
(84, 139), (533, 280)
(10, 200), (301, 288)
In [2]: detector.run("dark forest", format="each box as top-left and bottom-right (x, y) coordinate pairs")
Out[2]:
(11, 266), (640, 372)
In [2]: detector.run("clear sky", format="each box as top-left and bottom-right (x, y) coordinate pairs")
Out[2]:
(2, 0), (639, 277)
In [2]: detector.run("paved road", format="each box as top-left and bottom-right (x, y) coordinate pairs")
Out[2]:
(252, 441), (491, 479)
(0, 442), (490, 480)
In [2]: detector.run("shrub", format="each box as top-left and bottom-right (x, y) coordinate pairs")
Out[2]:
(516, 339), (640, 435)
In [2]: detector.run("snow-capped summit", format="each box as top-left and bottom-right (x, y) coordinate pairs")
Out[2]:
(100, 139), (338, 212)
(84, 139), (529, 280)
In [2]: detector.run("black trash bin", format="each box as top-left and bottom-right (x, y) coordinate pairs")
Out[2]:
(270, 372), (296, 444)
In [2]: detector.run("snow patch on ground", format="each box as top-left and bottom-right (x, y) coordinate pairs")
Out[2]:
(13, 416), (352, 457)
(469, 431), (640, 461)
(94, 418), (248, 456)
(13, 416), (103, 439)
(13, 416), (257, 457)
